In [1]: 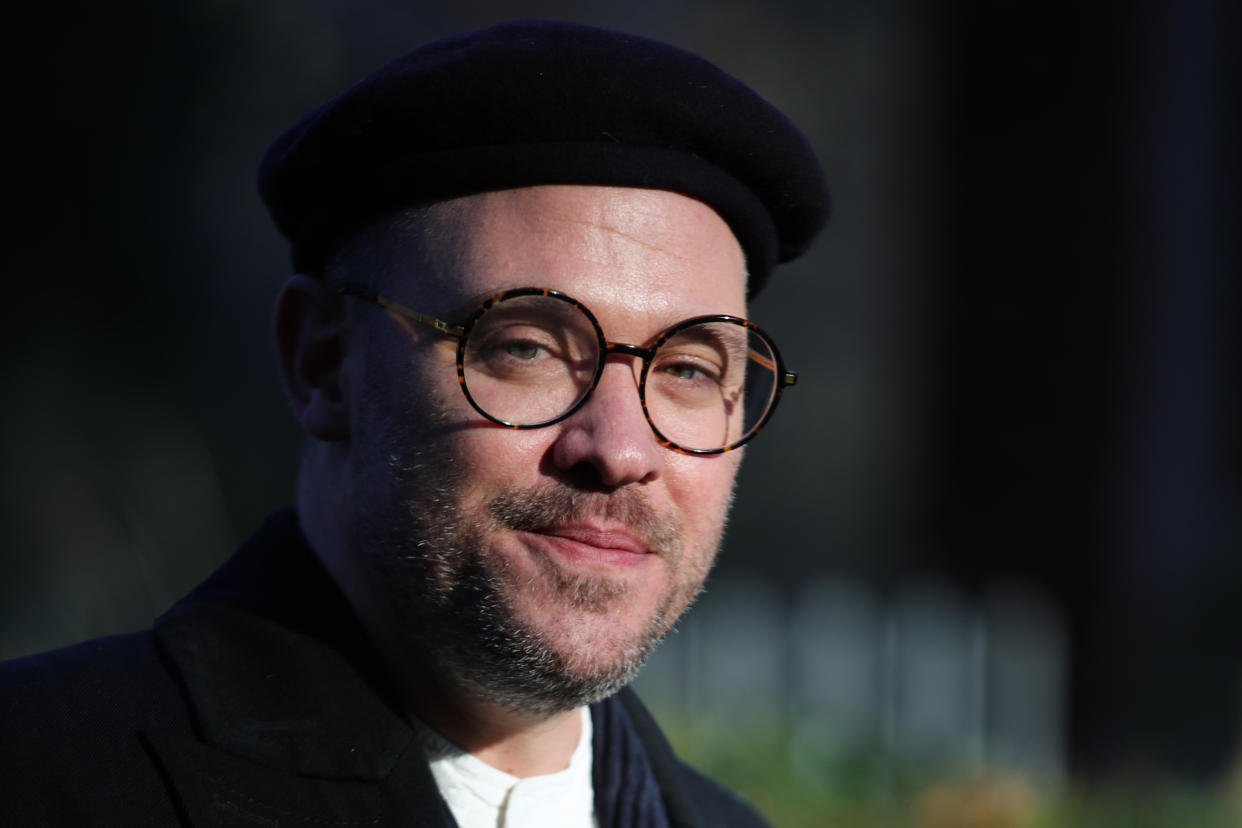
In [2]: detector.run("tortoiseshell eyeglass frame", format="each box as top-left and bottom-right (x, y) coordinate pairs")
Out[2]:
(339, 285), (797, 455)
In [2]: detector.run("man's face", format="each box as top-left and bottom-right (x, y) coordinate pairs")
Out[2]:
(343, 185), (748, 714)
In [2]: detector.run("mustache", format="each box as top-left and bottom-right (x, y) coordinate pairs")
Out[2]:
(487, 485), (683, 560)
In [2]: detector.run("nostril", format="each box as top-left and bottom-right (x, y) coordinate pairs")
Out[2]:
(559, 460), (613, 493)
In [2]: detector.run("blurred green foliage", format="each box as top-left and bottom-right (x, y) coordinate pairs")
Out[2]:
(656, 715), (1242, 828)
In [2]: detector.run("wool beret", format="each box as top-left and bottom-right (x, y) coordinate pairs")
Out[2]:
(258, 18), (829, 296)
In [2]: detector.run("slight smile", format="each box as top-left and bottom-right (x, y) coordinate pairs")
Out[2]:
(521, 524), (655, 568)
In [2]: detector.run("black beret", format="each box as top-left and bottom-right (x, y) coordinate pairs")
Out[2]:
(259, 18), (829, 296)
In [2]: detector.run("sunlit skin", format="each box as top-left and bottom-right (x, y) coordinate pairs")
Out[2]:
(277, 185), (748, 778)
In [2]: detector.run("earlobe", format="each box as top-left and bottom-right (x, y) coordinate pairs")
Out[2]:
(273, 274), (350, 441)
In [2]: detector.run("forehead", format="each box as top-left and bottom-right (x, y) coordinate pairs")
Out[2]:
(405, 186), (748, 323)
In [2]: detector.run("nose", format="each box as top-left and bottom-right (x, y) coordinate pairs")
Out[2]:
(550, 358), (663, 488)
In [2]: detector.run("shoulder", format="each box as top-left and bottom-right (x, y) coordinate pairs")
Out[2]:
(1, 630), (175, 726)
(0, 630), (188, 749)
(0, 632), (193, 824)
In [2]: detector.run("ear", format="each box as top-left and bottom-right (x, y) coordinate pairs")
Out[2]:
(273, 274), (350, 441)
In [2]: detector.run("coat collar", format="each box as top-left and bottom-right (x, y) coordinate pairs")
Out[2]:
(154, 508), (415, 781)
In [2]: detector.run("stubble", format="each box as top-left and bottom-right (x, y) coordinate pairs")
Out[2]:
(350, 425), (710, 716)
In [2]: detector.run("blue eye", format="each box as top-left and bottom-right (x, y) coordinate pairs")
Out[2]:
(504, 341), (543, 360)
(661, 362), (707, 381)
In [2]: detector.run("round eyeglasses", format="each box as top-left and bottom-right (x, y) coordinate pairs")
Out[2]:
(341, 286), (797, 455)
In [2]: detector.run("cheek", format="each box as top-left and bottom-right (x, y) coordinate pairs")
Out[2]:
(354, 331), (457, 432)
(667, 453), (741, 543)
(442, 427), (558, 507)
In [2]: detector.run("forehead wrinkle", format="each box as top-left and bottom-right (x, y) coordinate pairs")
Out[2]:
(538, 212), (694, 264)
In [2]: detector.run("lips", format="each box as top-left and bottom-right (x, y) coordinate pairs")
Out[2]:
(523, 522), (653, 566)
(486, 486), (680, 566)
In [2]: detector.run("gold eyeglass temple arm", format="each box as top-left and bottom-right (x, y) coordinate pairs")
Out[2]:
(340, 287), (466, 337)
(748, 348), (798, 387)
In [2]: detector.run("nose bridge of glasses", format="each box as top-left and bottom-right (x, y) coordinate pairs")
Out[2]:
(600, 340), (656, 386)
(603, 341), (655, 361)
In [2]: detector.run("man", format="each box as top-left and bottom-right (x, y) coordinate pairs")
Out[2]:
(1, 19), (828, 827)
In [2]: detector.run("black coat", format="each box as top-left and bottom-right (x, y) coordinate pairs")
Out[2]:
(0, 510), (769, 827)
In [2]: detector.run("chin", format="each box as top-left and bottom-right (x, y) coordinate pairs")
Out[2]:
(450, 573), (687, 715)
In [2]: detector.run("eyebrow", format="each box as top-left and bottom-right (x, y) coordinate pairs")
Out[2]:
(661, 322), (750, 365)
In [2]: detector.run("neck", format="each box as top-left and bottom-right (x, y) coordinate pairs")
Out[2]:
(366, 622), (584, 777)
(410, 676), (585, 777)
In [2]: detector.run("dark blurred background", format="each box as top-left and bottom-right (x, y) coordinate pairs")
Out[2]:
(4, 0), (1239, 798)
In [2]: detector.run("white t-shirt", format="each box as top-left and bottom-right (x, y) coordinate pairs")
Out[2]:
(411, 707), (598, 828)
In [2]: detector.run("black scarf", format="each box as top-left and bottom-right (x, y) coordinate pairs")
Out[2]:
(592, 693), (672, 828)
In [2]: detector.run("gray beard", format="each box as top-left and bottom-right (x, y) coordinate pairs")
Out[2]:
(350, 443), (700, 716)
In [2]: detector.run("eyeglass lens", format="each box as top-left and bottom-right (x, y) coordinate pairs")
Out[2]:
(459, 294), (780, 452)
